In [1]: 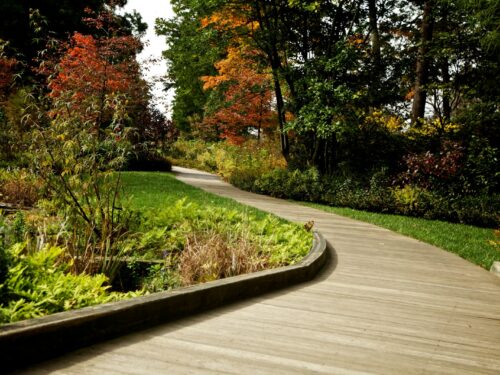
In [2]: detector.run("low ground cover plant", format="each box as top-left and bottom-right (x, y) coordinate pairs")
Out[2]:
(120, 172), (312, 290)
(0, 242), (138, 324)
(0, 172), (312, 324)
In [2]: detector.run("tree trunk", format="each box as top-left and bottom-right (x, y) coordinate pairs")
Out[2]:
(411, 0), (434, 125)
(271, 66), (289, 158)
(367, 0), (381, 67)
(441, 58), (451, 120)
(254, 0), (290, 159)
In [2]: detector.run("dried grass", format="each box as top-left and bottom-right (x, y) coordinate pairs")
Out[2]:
(178, 230), (268, 286)
(0, 171), (42, 207)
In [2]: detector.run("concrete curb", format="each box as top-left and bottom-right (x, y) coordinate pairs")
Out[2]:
(1, 231), (328, 371)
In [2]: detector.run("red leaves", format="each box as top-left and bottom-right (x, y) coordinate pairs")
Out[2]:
(48, 31), (142, 124)
(400, 141), (464, 188)
(0, 57), (17, 99)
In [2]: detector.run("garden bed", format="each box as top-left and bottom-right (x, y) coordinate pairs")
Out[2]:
(0, 231), (327, 371)
(0, 172), (313, 325)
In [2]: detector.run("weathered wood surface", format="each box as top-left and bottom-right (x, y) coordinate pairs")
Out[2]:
(15, 166), (500, 374)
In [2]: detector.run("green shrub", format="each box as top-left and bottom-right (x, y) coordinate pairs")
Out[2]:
(169, 138), (286, 180)
(392, 185), (433, 215)
(249, 168), (498, 228)
(169, 139), (215, 170)
(254, 168), (291, 197)
(0, 243), (138, 324)
(449, 195), (499, 228)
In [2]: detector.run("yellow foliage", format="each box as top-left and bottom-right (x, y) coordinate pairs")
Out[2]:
(201, 45), (269, 91)
(406, 118), (462, 140)
(200, 6), (258, 33)
(392, 185), (426, 213)
(364, 110), (404, 132)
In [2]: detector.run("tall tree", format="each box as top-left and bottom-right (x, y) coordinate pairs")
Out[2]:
(201, 45), (276, 144)
(411, 0), (434, 124)
(156, 0), (225, 132)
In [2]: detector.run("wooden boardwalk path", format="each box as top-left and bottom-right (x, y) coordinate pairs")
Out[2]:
(17, 167), (500, 374)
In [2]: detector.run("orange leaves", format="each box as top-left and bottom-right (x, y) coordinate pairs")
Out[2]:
(405, 89), (415, 101)
(48, 32), (141, 123)
(202, 46), (266, 90)
(198, 6), (277, 145)
(0, 57), (17, 98)
(200, 5), (256, 32)
(201, 45), (276, 144)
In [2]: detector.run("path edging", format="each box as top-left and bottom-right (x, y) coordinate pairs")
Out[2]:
(0, 231), (327, 370)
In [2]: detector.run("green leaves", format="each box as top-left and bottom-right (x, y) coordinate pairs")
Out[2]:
(0, 243), (138, 324)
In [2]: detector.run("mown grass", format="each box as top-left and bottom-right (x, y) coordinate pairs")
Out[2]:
(121, 171), (268, 219)
(302, 202), (499, 270)
(120, 172), (312, 284)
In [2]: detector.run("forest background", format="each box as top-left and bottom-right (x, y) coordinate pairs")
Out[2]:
(160, 0), (499, 227)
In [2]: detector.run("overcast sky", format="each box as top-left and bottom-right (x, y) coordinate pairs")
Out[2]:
(121, 0), (175, 115)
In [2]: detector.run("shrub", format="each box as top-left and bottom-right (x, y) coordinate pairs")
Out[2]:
(249, 168), (498, 228)
(169, 138), (286, 181)
(168, 139), (214, 170)
(392, 185), (432, 215)
(399, 141), (464, 192)
(252, 167), (319, 201)
(254, 168), (292, 197)
(449, 195), (500, 228)
(461, 137), (499, 195)
(0, 243), (137, 324)
(0, 169), (43, 207)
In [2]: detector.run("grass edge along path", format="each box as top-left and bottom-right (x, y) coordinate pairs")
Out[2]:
(121, 171), (312, 266)
(122, 171), (281, 219)
(301, 202), (499, 270)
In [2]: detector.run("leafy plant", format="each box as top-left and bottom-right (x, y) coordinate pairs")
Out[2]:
(23, 11), (148, 280)
(0, 243), (138, 325)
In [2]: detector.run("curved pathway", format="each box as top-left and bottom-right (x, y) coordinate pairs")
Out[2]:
(18, 167), (500, 374)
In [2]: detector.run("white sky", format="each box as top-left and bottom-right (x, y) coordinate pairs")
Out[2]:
(121, 0), (175, 115)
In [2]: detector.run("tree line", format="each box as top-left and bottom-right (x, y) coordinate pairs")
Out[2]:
(159, 0), (499, 195)
(0, 0), (174, 167)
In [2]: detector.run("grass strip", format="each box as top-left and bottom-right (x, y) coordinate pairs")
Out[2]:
(302, 202), (499, 270)
(121, 171), (268, 219)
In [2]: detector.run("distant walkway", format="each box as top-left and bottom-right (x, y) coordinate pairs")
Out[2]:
(19, 167), (500, 374)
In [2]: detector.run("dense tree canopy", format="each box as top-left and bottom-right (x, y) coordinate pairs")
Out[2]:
(159, 0), (499, 192)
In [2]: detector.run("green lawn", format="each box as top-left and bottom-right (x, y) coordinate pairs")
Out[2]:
(120, 171), (312, 268)
(302, 203), (499, 270)
(121, 171), (268, 219)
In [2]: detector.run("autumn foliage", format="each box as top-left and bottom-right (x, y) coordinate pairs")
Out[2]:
(200, 45), (276, 144)
(48, 31), (143, 127)
(199, 8), (277, 145)
(0, 57), (17, 99)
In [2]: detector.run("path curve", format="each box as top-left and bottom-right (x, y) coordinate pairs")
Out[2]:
(17, 167), (500, 374)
